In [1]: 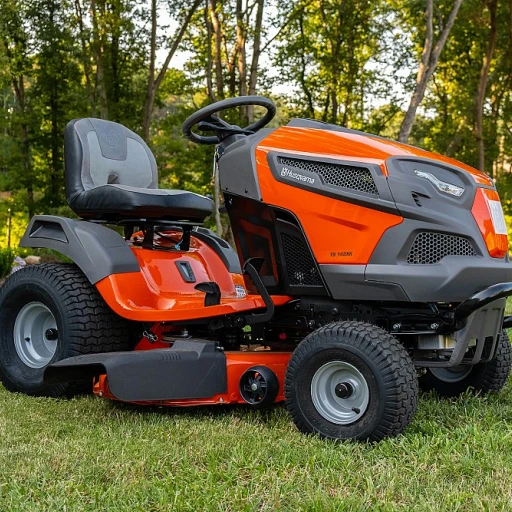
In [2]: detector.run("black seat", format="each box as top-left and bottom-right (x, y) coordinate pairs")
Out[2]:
(64, 118), (213, 222)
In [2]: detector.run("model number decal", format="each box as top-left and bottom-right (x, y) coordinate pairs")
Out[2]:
(331, 251), (353, 257)
(280, 166), (315, 184)
(235, 285), (247, 298)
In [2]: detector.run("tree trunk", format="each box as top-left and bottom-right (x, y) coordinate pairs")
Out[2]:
(50, 79), (59, 204)
(110, 1), (121, 121)
(398, 0), (463, 143)
(208, 0), (225, 236)
(210, 0), (225, 100)
(331, 90), (338, 124)
(48, 0), (60, 205)
(142, 0), (201, 141)
(236, 0), (248, 123)
(475, 0), (498, 173)
(247, 0), (264, 122)
(21, 123), (34, 219)
(12, 77), (34, 218)
(488, 85), (504, 180)
(91, 0), (109, 119)
(142, 0), (157, 141)
(298, 14), (314, 118)
(74, 0), (96, 116)
(205, 0), (217, 102)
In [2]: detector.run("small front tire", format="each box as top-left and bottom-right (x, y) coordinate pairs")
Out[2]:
(285, 321), (418, 442)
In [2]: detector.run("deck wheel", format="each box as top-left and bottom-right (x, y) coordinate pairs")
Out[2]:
(239, 366), (279, 407)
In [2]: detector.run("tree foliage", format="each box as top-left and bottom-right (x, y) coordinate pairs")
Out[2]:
(1, 0), (512, 245)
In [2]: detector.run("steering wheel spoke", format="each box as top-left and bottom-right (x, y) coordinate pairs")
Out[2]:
(182, 96), (276, 145)
(206, 114), (232, 128)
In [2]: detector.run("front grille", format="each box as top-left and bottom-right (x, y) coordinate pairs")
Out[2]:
(278, 156), (379, 195)
(281, 233), (323, 286)
(407, 232), (476, 264)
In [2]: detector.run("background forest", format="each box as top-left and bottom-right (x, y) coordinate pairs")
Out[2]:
(1, 0), (512, 244)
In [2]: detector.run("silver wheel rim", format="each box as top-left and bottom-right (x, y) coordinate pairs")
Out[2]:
(430, 366), (472, 383)
(13, 302), (58, 369)
(311, 361), (370, 425)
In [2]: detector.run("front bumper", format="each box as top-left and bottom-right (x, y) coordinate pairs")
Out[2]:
(416, 282), (512, 368)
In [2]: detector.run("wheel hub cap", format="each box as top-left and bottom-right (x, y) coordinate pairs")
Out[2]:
(13, 302), (58, 369)
(334, 382), (354, 399)
(311, 361), (370, 425)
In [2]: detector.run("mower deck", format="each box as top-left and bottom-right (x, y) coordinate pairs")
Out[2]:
(45, 343), (291, 406)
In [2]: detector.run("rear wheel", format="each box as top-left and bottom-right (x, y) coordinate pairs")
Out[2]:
(285, 321), (418, 442)
(419, 330), (511, 397)
(0, 264), (133, 397)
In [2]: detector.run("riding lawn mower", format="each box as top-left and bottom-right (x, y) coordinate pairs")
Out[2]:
(0, 96), (511, 442)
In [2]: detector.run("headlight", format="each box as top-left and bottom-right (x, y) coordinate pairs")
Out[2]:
(414, 170), (465, 197)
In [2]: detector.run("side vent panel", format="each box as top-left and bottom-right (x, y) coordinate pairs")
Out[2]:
(278, 156), (379, 196)
(281, 232), (323, 286)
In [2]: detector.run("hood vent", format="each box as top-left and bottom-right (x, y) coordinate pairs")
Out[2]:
(278, 156), (379, 196)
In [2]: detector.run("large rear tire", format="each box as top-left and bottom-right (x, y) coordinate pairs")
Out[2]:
(419, 330), (511, 398)
(0, 264), (133, 397)
(284, 321), (418, 442)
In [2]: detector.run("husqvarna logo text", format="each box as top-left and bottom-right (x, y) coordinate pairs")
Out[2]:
(280, 166), (315, 184)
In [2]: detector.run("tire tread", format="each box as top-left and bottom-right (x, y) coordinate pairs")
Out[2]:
(0, 263), (133, 397)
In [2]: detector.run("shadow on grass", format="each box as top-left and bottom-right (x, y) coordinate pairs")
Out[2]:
(96, 385), (512, 442)
(106, 397), (287, 424)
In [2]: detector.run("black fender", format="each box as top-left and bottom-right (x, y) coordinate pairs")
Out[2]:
(20, 215), (139, 284)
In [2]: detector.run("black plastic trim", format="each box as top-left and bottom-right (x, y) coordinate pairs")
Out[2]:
(175, 261), (196, 283)
(320, 264), (409, 301)
(193, 227), (242, 273)
(365, 258), (512, 303)
(44, 340), (227, 401)
(271, 207), (329, 295)
(218, 128), (275, 201)
(20, 215), (140, 284)
(243, 258), (275, 325)
(421, 297), (506, 368)
(195, 282), (221, 306)
(503, 315), (512, 329)
(266, 152), (399, 215)
(455, 282), (512, 326)
(224, 194), (329, 297)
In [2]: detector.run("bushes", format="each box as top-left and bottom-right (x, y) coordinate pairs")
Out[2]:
(0, 249), (14, 278)
(15, 247), (70, 263)
(0, 247), (68, 280)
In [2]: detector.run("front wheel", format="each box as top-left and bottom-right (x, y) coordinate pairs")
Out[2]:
(284, 321), (418, 442)
(419, 330), (511, 398)
(0, 264), (134, 397)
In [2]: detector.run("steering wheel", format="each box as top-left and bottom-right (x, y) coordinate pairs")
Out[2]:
(182, 96), (276, 145)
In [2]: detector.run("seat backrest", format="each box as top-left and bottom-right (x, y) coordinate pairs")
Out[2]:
(64, 118), (158, 202)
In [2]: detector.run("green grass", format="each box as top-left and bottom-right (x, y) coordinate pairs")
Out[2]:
(1, 382), (512, 511)
(2, 306), (512, 510)
(506, 297), (512, 316)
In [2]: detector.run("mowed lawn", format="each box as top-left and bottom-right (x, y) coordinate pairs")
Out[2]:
(1, 328), (512, 510)
(1, 382), (512, 510)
